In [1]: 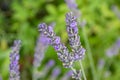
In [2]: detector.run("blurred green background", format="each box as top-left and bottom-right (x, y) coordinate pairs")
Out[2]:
(0, 0), (120, 80)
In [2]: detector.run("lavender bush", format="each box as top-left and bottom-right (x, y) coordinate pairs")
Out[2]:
(9, 40), (21, 80)
(38, 12), (86, 80)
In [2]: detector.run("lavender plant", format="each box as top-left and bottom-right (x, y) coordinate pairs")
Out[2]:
(66, 12), (85, 61)
(38, 12), (86, 80)
(38, 23), (74, 68)
(65, 0), (97, 80)
(33, 23), (55, 80)
(9, 40), (21, 80)
(33, 34), (50, 68)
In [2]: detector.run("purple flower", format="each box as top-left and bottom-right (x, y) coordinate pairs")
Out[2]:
(38, 23), (74, 68)
(46, 60), (55, 67)
(53, 37), (60, 44)
(65, 0), (80, 17)
(65, 0), (87, 28)
(52, 67), (61, 77)
(66, 12), (85, 61)
(9, 40), (21, 80)
(72, 70), (81, 80)
(33, 34), (50, 67)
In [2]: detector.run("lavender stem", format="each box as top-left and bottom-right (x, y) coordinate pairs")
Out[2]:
(79, 60), (86, 80)
(81, 26), (97, 80)
(71, 67), (81, 80)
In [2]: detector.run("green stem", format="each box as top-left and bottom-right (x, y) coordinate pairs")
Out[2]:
(82, 27), (97, 80)
(79, 60), (87, 80)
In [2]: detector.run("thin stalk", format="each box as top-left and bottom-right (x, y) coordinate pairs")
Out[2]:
(79, 60), (87, 80)
(82, 27), (97, 80)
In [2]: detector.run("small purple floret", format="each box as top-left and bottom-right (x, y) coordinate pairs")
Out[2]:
(47, 60), (55, 67)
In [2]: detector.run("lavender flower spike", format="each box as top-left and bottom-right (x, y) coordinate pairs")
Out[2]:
(9, 40), (21, 80)
(33, 34), (50, 67)
(38, 23), (74, 68)
(66, 12), (85, 61)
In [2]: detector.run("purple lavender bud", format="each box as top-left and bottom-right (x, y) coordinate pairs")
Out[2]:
(39, 34), (51, 45)
(38, 23), (47, 32)
(73, 48), (86, 60)
(46, 60), (55, 67)
(38, 23), (55, 37)
(72, 70), (81, 80)
(53, 37), (60, 45)
(48, 26), (54, 33)
(66, 12), (85, 61)
(67, 70), (73, 77)
(9, 40), (21, 80)
(51, 67), (61, 78)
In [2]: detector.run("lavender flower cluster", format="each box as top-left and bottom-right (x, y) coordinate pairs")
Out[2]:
(38, 12), (85, 80)
(65, 0), (86, 27)
(8, 1), (86, 80)
(9, 40), (21, 80)
(66, 12), (85, 61)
